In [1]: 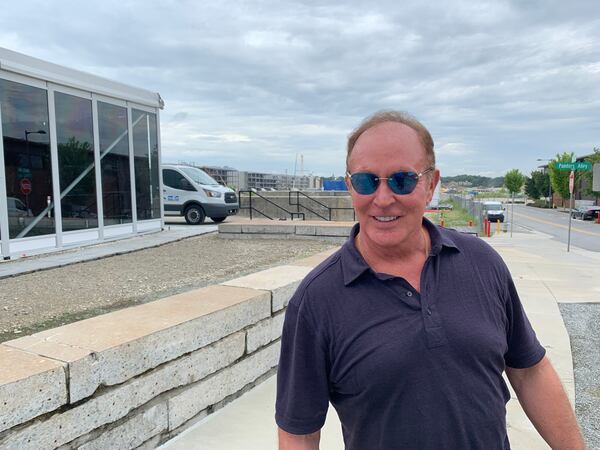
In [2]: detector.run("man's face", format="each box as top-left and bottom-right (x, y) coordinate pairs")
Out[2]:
(346, 122), (440, 252)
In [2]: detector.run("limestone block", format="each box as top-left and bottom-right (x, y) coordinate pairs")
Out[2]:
(6, 285), (269, 403)
(218, 223), (242, 234)
(246, 313), (285, 353)
(222, 265), (312, 312)
(168, 340), (281, 430)
(295, 225), (316, 236)
(78, 403), (168, 450)
(0, 345), (67, 433)
(0, 333), (244, 450)
(240, 224), (295, 234)
(315, 225), (352, 237)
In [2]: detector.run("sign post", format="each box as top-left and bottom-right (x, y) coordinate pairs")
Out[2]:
(567, 171), (574, 252)
(555, 161), (592, 253)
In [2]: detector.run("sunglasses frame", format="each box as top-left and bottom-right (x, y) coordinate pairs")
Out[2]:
(346, 167), (435, 195)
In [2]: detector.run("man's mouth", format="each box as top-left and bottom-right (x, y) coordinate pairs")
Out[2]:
(373, 216), (399, 222)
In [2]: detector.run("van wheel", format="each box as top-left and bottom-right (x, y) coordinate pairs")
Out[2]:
(184, 205), (205, 225)
(210, 217), (226, 223)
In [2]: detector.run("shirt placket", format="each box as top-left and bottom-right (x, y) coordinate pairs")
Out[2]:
(420, 256), (447, 349)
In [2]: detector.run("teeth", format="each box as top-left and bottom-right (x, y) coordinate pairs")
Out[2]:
(375, 216), (398, 222)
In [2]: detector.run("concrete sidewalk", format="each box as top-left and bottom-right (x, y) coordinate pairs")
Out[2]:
(0, 222), (216, 279)
(161, 227), (597, 450)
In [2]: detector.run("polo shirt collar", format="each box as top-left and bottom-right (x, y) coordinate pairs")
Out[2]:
(341, 217), (461, 286)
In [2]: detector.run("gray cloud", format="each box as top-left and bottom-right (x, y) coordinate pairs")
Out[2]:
(2, 0), (599, 176)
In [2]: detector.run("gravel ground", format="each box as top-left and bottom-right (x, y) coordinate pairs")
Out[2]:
(0, 233), (337, 343)
(558, 303), (600, 449)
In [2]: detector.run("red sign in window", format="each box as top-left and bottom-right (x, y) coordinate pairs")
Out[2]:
(20, 178), (32, 195)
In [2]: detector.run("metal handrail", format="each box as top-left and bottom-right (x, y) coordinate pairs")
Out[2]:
(288, 191), (329, 220)
(238, 190), (305, 220)
(288, 191), (356, 221)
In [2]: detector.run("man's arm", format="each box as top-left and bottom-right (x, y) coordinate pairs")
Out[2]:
(278, 428), (320, 450)
(506, 356), (586, 449)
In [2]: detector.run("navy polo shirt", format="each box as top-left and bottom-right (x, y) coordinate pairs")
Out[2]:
(276, 219), (545, 450)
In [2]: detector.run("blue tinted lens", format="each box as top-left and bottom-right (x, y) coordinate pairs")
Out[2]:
(350, 173), (379, 194)
(389, 172), (418, 194)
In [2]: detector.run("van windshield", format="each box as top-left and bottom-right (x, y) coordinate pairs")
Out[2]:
(484, 203), (503, 210)
(180, 167), (220, 186)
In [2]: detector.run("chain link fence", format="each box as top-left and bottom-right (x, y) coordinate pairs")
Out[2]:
(450, 194), (484, 233)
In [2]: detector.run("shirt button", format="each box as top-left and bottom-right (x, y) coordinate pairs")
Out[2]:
(406, 291), (413, 297)
(427, 308), (432, 316)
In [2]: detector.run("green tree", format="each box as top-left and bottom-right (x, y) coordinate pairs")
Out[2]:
(531, 170), (550, 201)
(524, 176), (540, 199)
(583, 148), (600, 198)
(548, 152), (574, 204)
(504, 169), (524, 237)
(504, 169), (525, 194)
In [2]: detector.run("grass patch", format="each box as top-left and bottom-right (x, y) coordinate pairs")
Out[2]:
(425, 199), (475, 227)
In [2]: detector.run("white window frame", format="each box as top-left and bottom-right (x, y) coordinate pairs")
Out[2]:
(0, 66), (162, 258)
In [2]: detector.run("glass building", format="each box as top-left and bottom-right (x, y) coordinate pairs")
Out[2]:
(0, 47), (164, 259)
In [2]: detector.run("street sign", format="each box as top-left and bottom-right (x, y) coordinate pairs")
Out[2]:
(569, 171), (574, 194)
(17, 167), (32, 180)
(556, 161), (592, 170)
(20, 178), (32, 195)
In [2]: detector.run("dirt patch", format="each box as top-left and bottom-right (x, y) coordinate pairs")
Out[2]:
(0, 234), (337, 343)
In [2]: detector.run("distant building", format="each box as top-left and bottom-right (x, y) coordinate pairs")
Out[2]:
(182, 164), (323, 191)
(199, 165), (239, 188)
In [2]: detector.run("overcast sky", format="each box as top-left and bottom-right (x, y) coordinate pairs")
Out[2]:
(2, 0), (599, 177)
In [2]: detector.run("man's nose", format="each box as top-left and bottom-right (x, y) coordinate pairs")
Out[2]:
(372, 179), (395, 208)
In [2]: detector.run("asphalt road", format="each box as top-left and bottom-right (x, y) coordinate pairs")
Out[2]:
(508, 204), (600, 252)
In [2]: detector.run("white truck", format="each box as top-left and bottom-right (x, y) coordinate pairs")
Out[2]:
(482, 201), (505, 223)
(162, 164), (239, 224)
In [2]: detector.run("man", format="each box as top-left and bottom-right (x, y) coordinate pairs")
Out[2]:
(275, 111), (585, 449)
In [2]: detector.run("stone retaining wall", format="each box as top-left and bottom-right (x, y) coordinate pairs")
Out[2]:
(0, 248), (337, 450)
(218, 220), (354, 244)
(238, 192), (355, 221)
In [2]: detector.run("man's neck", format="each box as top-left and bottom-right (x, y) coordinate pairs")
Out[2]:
(356, 226), (429, 271)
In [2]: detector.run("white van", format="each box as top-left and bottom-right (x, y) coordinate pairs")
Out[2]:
(162, 164), (239, 224)
(482, 201), (505, 223)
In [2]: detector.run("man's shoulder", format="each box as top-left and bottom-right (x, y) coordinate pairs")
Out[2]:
(289, 247), (344, 309)
(439, 226), (503, 260)
(437, 226), (510, 283)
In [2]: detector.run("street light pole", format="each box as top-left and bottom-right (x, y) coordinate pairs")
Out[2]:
(23, 129), (47, 211)
(537, 158), (552, 208)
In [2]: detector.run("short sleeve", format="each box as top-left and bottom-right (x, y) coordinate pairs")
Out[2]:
(275, 298), (330, 435)
(503, 275), (546, 368)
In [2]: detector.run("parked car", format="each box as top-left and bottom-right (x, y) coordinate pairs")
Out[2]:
(482, 201), (505, 223)
(162, 164), (239, 224)
(571, 206), (600, 221)
(7, 197), (31, 217)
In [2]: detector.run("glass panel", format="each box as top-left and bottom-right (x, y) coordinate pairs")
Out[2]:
(0, 78), (55, 238)
(98, 101), (132, 225)
(148, 112), (160, 219)
(55, 92), (98, 231)
(132, 109), (160, 220)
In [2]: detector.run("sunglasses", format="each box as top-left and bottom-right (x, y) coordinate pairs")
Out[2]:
(347, 167), (435, 195)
